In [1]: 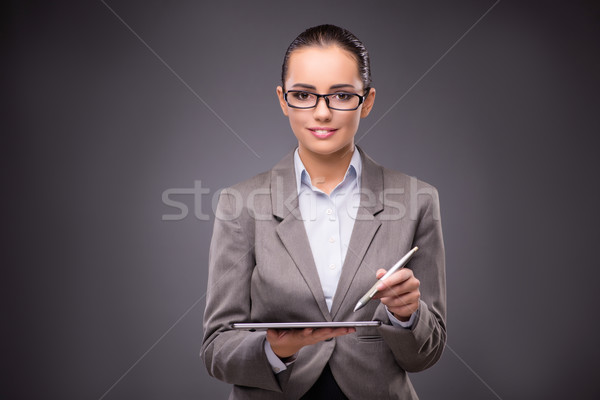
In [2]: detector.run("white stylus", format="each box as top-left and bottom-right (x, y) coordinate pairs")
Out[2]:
(353, 246), (419, 312)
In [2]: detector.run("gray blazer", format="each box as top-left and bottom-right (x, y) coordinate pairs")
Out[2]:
(201, 146), (446, 399)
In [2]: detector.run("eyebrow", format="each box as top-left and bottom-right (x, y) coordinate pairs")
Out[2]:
(291, 83), (356, 90)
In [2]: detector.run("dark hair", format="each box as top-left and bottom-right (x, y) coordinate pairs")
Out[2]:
(281, 24), (372, 92)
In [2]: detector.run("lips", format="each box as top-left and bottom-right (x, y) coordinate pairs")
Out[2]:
(308, 127), (337, 139)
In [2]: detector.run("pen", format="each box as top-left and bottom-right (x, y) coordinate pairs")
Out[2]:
(353, 246), (419, 312)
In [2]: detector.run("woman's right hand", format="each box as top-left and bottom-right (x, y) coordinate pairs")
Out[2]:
(266, 327), (355, 359)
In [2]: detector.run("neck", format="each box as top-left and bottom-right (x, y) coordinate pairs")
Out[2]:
(298, 144), (356, 194)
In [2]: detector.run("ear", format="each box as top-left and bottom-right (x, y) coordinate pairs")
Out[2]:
(276, 86), (289, 117)
(360, 87), (376, 118)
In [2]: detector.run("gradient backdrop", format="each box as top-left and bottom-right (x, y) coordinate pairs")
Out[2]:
(3, 1), (600, 399)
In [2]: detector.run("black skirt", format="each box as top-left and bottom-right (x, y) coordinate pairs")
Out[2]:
(301, 364), (348, 400)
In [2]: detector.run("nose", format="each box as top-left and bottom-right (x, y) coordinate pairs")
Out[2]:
(312, 96), (332, 121)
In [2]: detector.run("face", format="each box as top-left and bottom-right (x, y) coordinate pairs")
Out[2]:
(276, 45), (376, 159)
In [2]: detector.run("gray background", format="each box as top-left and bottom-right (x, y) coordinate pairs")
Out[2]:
(3, 0), (600, 399)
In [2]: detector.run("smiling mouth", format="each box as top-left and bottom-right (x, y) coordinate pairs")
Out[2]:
(308, 128), (337, 138)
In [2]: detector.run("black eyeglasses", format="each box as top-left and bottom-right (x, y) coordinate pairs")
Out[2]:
(284, 89), (370, 111)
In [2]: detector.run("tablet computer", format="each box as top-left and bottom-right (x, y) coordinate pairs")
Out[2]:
(231, 321), (381, 331)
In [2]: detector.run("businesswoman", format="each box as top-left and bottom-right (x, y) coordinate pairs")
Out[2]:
(201, 24), (446, 399)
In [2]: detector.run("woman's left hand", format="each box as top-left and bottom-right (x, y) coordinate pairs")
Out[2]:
(372, 268), (420, 322)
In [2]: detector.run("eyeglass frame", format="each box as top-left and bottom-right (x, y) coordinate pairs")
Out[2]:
(283, 88), (371, 111)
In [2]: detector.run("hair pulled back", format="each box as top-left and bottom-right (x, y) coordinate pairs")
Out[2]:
(281, 24), (372, 92)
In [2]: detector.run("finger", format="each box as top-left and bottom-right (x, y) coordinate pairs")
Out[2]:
(373, 286), (406, 300)
(384, 299), (418, 312)
(315, 328), (355, 343)
(309, 327), (355, 341)
(375, 279), (420, 300)
(310, 328), (336, 340)
(376, 269), (414, 290)
(326, 327), (355, 336)
(300, 328), (315, 337)
(379, 291), (420, 310)
(376, 268), (387, 279)
(386, 301), (419, 318)
(373, 281), (413, 300)
(333, 327), (356, 336)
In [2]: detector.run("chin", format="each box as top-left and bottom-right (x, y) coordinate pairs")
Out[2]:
(303, 142), (353, 156)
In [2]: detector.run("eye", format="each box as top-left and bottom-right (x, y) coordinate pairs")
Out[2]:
(333, 93), (353, 101)
(291, 91), (312, 101)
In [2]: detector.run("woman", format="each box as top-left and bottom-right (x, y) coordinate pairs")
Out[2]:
(201, 24), (446, 400)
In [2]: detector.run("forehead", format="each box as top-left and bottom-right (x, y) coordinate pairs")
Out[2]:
(286, 45), (362, 89)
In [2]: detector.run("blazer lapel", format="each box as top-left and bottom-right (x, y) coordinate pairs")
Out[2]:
(271, 149), (332, 321)
(330, 146), (384, 319)
(270, 146), (385, 321)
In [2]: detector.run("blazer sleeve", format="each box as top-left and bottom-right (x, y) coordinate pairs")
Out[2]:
(200, 189), (292, 392)
(378, 183), (447, 372)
